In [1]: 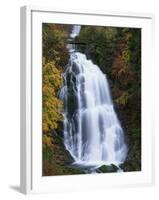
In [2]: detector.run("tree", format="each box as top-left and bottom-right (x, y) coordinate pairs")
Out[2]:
(42, 61), (63, 133)
(42, 23), (70, 67)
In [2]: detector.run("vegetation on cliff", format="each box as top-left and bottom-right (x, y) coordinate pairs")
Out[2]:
(42, 24), (78, 175)
(42, 23), (141, 175)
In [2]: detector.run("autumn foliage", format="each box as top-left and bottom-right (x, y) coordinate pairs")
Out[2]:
(42, 61), (63, 132)
(42, 24), (70, 134)
(42, 23), (141, 174)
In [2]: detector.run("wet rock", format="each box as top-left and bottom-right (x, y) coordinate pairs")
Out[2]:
(67, 92), (78, 118)
(97, 164), (118, 173)
(72, 62), (80, 74)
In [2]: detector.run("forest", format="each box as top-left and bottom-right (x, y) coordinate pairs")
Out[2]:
(42, 23), (141, 176)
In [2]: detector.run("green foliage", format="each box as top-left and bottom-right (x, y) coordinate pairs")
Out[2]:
(42, 23), (70, 67)
(43, 142), (53, 163)
(76, 26), (118, 76)
(42, 134), (84, 176)
(131, 127), (141, 140)
(115, 91), (130, 106)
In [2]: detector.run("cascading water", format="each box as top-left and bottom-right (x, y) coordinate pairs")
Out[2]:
(60, 25), (127, 170)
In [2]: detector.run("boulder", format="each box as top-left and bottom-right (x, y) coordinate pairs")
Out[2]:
(72, 62), (80, 74)
(97, 164), (118, 173)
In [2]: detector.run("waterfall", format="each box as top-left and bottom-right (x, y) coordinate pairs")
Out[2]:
(60, 25), (127, 169)
(70, 25), (81, 38)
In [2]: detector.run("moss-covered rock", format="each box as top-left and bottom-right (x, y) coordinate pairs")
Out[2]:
(97, 164), (119, 173)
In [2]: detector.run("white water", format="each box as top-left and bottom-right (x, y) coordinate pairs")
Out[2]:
(70, 25), (81, 38)
(60, 26), (127, 169)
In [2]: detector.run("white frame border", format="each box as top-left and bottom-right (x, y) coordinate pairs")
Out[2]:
(20, 6), (155, 194)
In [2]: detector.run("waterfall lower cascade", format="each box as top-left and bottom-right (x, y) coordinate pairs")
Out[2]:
(60, 25), (127, 170)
